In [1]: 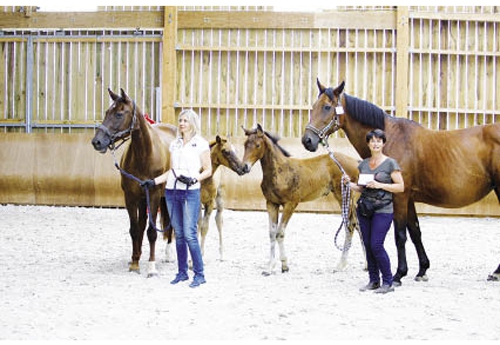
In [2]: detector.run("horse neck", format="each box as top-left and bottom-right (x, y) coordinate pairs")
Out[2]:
(210, 150), (221, 174)
(129, 113), (154, 157)
(342, 116), (374, 159)
(259, 137), (286, 176)
(340, 95), (386, 159)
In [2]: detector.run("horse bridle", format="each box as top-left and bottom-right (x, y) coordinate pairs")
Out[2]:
(97, 101), (137, 151)
(306, 89), (351, 250)
(305, 88), (343, 144)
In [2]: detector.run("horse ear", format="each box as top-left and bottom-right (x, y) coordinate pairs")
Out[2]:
(241, 125), (251, 136)
(120, 88), (130, 101)
(108, 88), (119, 101)
(317, 78), (326, 95)
(216, 135), (222, 144)
(334, 81), (345, 96)
(256, 123), (264, 137)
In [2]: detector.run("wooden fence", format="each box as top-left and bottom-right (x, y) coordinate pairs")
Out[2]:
(0, 6), (499, 215)
(1, 6), (499, 135)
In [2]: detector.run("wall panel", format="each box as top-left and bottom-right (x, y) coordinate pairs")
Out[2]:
(0, 6), (499, 215)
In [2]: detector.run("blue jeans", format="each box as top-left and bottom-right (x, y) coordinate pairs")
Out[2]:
(165, 188), (204, 279)
(357, 211), (394, 286)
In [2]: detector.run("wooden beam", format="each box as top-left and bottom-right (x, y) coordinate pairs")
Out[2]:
(178, 10), (397, 30)
(0, 11), (164, 29)
(0, 10), (396, 31)
(2, 9), (499, 32)
(161, 7), (177, 125)
(395, 6), (409, 119)
(410, 11), (500, 23)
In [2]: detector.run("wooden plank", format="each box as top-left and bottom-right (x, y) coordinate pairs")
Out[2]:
(396, 7), (409, 118)
(410, 11), (500, 23)
(161, 7), (177, 125)
(178, 11), (397, 30)
(0, 10), (396, 30)
(0, 11), (164, 29)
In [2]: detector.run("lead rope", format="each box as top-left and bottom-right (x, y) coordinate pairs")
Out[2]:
(110, 147), (169, 233)
(321, 137), (352, 252)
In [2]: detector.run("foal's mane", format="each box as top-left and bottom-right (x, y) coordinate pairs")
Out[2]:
(248, 126), (291, 158)
(263, 131), (291, 157)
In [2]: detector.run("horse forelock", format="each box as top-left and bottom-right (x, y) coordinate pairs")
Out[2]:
(324, 87), (335, 102)
(109, 97), (130, 115)
(344, 94), (386, 130)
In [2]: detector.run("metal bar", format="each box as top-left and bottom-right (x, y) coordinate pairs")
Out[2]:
(25, 35), (33, 133)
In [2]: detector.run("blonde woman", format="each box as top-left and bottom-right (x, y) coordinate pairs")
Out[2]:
(142, 109), (212, 288)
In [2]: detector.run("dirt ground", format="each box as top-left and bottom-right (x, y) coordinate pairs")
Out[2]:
(1, 204), (499, 341)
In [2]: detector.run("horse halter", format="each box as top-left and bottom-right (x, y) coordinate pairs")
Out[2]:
(97, 101), (137, 151)
(305, 88), (343, 144)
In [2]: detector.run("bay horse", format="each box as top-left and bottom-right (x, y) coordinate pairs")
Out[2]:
(302, 79), (500, 284)
(91, 88), (176, 277)
(241, 124), (363, 275)
(199, 135), (245, 260)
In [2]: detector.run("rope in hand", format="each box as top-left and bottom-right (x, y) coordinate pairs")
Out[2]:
(321, 137), (352, 252)
(110, 148), (169, 233)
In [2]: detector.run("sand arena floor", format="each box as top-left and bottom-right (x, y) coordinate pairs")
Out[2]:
(1, 204), (499, 341)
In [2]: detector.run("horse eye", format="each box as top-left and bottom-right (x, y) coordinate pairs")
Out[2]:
(324, 105), (331, 112)
(115, 112), (123, 119)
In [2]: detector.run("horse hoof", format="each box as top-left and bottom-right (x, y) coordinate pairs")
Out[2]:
(281, 267), (289, 273)
(147, 272), (159, 278)
(262, 271), (271, 277)
(487, 274), (499, 281)
(414, 275), (428, 282)
(129, 263), (140, 274)
(334, 263), (348, 272)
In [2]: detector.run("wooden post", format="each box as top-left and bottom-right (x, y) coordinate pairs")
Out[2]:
(162, 6), (177, 125)
(396, 6), (409, 118)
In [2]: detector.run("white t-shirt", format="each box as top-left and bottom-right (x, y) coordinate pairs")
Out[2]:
(166, 134), (210, 190)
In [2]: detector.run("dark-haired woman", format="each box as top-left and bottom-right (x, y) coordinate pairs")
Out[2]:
(343, 129), (404, 294)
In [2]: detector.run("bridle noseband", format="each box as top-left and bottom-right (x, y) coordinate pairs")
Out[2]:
(97, 101), (137, 151)
(306, 88), (351, 250)
(305, 88), (343, 144)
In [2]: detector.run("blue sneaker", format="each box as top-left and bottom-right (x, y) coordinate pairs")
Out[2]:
(170, 273), (189, 285)
(189, 276), (206, 288)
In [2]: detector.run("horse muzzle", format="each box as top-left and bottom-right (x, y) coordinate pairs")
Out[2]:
(91, 132), (111, 153)
(242, 163), (253, 175)
(301, 131), (319, 152)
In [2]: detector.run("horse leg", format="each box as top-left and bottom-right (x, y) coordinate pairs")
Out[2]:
(215, 186), (224, 261)
(199, 203), (212, 258)
(488, 264), (500, 281)
(277, 203), (298, 273)
(146, 196), (160, 278)
(335, 200), (364, 271)
(487, 188), (500, 281)
(334, 195), (364, 271)
(392, 200), (410, 286)
(126, 198), (142, 273)
(406, 202), (430, 282)
(263, 202), (280, 276)
(161, 196), (175, 263)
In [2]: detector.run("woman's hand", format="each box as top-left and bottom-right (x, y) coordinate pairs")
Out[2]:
(365, 180), (380, 189)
